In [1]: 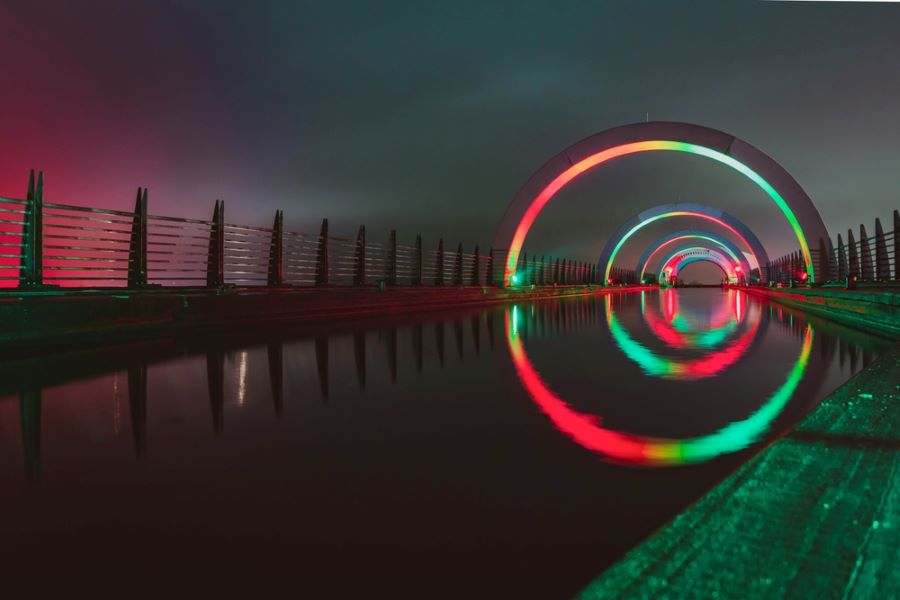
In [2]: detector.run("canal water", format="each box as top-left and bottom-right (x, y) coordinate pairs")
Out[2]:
(0, 289), (890, 598)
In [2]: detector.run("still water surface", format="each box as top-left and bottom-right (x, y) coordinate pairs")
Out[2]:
(0, 289), (889, 598)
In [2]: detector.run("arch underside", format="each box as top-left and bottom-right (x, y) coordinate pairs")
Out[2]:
(492, 121), (831, 286)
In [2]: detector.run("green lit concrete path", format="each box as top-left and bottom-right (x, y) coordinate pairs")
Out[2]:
(578, 342), (900, 600)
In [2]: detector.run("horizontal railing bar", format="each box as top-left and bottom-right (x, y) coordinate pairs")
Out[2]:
(43, 222), (131, 235)
(43, 202), (137, 218)
(44, 234), (129, 244)
(147, 214), (215, 226)
(0, 197), (28, 205)
(43, 266), (130, 271)
(42, 211), (134, 226)
(0, 207), (28, 215)
(44, 256), (127, 263)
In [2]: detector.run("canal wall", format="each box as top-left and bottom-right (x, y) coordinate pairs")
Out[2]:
(0, 285), (651, 353)
(577, 340), (900, 599)
(740, 286), (900, 340)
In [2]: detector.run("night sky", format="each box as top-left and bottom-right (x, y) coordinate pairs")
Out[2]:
(2, 1), (898, 278)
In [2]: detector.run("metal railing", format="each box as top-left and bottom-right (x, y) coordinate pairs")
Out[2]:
(767, 210), (899, 286)
(0, 170), (602, 290)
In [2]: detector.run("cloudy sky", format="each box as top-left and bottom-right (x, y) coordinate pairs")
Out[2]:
(1, 1), (897, 278)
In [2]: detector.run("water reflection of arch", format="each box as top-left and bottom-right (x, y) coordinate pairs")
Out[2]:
(607, 293), (764, 380)
(636, 229), (751, 283)
(505, 300), (818, 466)
(642, 289), (746, 351)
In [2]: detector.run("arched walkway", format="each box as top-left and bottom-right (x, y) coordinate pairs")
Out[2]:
(636, 229), (751, 283)
(596, 202), (770, 284)
(492, 121), (830, 285)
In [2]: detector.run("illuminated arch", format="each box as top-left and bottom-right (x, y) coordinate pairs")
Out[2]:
(492, 121), (829, 286)
(505, 303), (814, 466)
(596, 203), (770, 285)
(636, 229), (752, 283)
(659, 247), (737, 284)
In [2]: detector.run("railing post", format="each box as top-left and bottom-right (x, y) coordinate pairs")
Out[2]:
(434, 238), (444, 285)
(486, 247), (494, 286)
(412, 234), (422, 285)
(128, 187), (148, 287)
(859, 224), (874, 281)
(520, 252), (527, 285)
(894, 210), (900, 281)
(470, 245), (480, 285)
(353, 224), (366, 286)
(816, 237), (830, 284)
(267, 209), (284, 287)
(530, 255), (537, 286)
(874, 218), (889, 281)
(553, 258), (560, 285)
(206, 200), (224, 287)
(836, 234), (847, 281)
(314, 218), (329, 286)
(453, 243), (463, 285)
(21, 170), (44, 287)
(386, 229), (397, 286)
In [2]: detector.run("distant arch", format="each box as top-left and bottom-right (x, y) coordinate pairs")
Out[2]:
(659, 247), (736, 283)
(596, 202), (770, 285)
(636, 229), (751, 283)
(492, 121), (829, 286)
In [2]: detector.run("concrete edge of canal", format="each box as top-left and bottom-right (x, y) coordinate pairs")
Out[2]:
(740, 286), (900, 341)
(577, 325), (900, 598)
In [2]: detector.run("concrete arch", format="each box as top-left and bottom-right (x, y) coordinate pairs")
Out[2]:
(636, 229), (751, 283)
(492, 121), (830, 286)
(597, 202), (770, 284)
(659, 247), (735, 283)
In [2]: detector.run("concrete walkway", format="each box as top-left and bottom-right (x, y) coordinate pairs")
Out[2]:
(577, 342), (900, 599)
